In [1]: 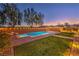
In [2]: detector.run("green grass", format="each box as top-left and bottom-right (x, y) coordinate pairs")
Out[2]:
(14, 36), (71, 56)
(56, 32), (75, 37)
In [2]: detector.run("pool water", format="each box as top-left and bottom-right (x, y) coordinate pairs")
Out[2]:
(18, 34), (29, 38)
(17, 31), (49, 38)
(27, 31), (49, 37)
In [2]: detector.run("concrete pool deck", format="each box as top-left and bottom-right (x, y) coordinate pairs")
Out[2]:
(11, 31), (57, 47)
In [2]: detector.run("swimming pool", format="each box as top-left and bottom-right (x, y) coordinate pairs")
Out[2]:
(17, 31), (49, 38)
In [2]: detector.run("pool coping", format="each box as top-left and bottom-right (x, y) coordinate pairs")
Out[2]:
(17, 31), (49, 38)
(11, 31), (56, 47)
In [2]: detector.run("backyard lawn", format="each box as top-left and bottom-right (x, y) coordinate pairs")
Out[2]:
(14, 36), (71, 56)
(56, 32), (75, 37)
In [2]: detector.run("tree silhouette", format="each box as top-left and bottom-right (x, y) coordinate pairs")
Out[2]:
(24, 8), (44, 27)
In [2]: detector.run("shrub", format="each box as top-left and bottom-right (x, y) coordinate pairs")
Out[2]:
(0, 31), (11, 48)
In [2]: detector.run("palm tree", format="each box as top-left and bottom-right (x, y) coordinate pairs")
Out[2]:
(24, 8), (44, 27)
(0, 11), (6, 26)
(34, 12), (44, 27)
(24, 8), (33, 27)
(8, 4), (18, 27)
(0, 3), (22, 27)
(17, 10), (22, 25)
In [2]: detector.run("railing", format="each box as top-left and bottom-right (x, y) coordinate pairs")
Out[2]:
(0, 27), (48, 34)
(0, 27), (58, 32)
(0, 27), (78, 34)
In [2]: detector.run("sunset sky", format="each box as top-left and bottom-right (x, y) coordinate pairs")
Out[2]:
(1, 3), (79, 25)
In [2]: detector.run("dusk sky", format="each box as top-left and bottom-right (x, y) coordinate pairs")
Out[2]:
(1, 3), (79, 25)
